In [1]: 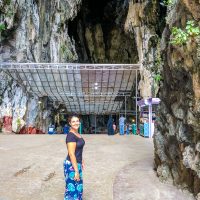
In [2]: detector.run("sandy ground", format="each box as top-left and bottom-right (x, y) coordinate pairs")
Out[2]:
(0, 133), (195, 200)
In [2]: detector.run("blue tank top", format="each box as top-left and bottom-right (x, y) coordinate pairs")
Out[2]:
(66, 132), (85, 164)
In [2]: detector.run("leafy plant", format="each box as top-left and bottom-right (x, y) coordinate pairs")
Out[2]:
(170, 27), (188, 45)
(0, 23), (6, 32)
(186, 20), (200, 37)
(163, 0), (173, 6)
(170, 21), (200, 45)
(154, 74), (162, 83)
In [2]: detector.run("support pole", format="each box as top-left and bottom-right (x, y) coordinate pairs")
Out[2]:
(125, 96), (127, 119)
(148, 103), (152, 138)
(95, 114), (97, 134)
(135, 70), (138, 130)
(119, 112), (120, 130)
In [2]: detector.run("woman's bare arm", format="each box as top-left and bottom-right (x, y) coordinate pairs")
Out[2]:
(67, 142), (80, 181)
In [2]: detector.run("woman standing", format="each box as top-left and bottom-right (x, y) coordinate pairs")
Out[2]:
(64, 115), (85, 200)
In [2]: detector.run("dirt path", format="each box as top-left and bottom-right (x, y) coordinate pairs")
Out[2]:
(0, 134), (195, 200)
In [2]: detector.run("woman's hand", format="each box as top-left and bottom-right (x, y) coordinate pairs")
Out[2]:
(74, 171), (80, 181)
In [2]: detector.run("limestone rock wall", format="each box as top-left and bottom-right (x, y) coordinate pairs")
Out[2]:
(0, 72), (51, 133)
(124, 0), (164, 98)
(0, 0), (81, 62)
(153, 0), (200, 198)
(0, 0), (82, 133)
(67, 0), (139, 64)
(124, 0), (200, 198)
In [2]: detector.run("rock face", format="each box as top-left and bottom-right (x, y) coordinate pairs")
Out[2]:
(67, 0), (139, 63)
(0, 0), (81, 62)
(0, 71), (51, 133)
(124, 0), (165, 98)
(152, 0), (200, 198)
(0, 0), (82, 133)
(124, 0), (200, 197)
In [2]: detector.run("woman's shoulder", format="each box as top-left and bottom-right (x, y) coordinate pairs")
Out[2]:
(66, 132), (77, 142)
(67, 132), (77, 137)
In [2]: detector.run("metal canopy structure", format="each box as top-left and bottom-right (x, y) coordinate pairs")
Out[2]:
(1, 63), (141, 115)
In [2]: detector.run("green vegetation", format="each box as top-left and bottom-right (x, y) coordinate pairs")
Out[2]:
(6, 7), (14, 18)
(16, 118), (21, 127)
(163, 0), (173, 6)
(60, 44), (67, 55)
(153, 49), (163, 85)
(0, 23), (6, 32)
(154, 56), (162, 69)
(186, 20), (200, 37)
(170, 20), (200, 45)
(60, 44), (76, 61)
(170, 27), (188, 45)
(3, 0), (11, 5)
(152, 54), (162, 79)
(154, 73), (162, 83)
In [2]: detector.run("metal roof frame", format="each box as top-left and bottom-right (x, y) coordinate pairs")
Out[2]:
(0, 63), (140, 70)
(0, 63), (141, 115)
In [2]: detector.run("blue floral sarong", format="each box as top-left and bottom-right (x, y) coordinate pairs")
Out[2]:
(63, 159), (83, 200)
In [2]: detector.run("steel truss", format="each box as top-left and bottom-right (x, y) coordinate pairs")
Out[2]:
(0, 62), (141, 115)
(0, 63), (140, 70)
